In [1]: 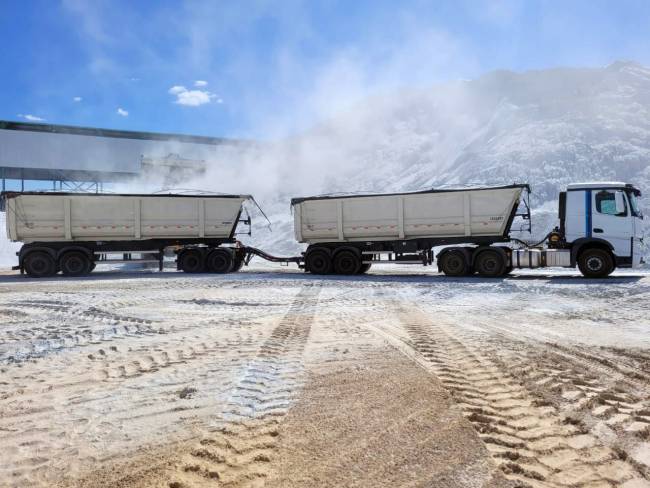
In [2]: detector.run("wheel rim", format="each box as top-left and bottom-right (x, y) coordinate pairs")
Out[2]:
(483, 258), (497, 272)
(444, 254), (464, 274)
(586, 256), (603, 272)
(183, 254), (201, 272)
(308, 252), (330, 273)
(477, 251), (502, 276)
(32, 258), (47, 273)
(66, 257), (83, 274)
(337, 256), (356, 273)
(208, 251), (232, 272)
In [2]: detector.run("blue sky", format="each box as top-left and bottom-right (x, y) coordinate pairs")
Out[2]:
(2, 0), (650, 139)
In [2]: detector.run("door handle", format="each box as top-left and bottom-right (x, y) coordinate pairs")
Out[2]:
(593, 228), (604, 233)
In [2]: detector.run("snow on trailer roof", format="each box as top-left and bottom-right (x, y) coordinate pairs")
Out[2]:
(290, 183), (530, 205)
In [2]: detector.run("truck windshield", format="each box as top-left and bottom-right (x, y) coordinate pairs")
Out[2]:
(627, 191), (643, 217)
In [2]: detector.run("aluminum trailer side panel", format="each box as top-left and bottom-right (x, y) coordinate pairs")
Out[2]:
(5, 192), (248, 243)
(292, 186), (524, 244)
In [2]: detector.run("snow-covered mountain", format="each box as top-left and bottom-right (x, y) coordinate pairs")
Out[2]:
(235, 61), (650, 254)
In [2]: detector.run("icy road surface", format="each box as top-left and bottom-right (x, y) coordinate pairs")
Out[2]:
(0, 264), (649, 488)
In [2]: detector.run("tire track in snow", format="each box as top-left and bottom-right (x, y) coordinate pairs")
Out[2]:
(386, 304), (648, 487)
(165, 285), (320, 488)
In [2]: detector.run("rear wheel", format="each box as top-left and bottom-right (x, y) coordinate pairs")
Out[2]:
(305, 248), (332, 274)
(179, 249), (204, 273)
(333, 250), (361, 275)
(474, 249), (506, 277)
(24, 251), (57, 278)
(232, 256), (245, 272)
(439, 250), (469, 276)
(578, 248), (614, 278)
(59, 251), (92, 276)
(358, 262), (372, 274)
(206, 248), (234, 273)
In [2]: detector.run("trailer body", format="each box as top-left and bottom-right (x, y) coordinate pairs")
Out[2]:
(292, 185), (525, 244)
(5, 192), (246, 243)
(3, 192), (251, 277)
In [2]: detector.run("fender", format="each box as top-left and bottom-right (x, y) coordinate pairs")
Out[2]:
(570, 238), (615, 267)
(19, 245), (57, 264)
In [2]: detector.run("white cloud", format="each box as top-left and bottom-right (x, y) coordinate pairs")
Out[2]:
(73, 96), (83, 102)
(168, 85), (218, 106)
(194, 80), (208, 87)
(116, 107), (129, 116)
(168, 85), (186, 95)
(17, 114), (46, 122)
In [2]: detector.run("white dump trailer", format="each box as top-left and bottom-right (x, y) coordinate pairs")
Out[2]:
(292, 185), (524, 243)
(4, 192), (251, 277)
(292, 182), (644, 278)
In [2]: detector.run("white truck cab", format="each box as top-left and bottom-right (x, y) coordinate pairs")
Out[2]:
(560, 182), (644, 276)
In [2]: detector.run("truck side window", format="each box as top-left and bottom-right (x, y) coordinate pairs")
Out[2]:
(595, 190), (626, 216)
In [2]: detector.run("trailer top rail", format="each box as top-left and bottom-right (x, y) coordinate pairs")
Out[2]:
(290, 183), (530, 204)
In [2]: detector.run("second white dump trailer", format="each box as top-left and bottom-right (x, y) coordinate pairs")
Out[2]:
(4, 192), (252, 277)
(292, 182), (644, 278)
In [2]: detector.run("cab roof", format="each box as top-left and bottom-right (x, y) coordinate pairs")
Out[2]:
(566, 182), (640, 194)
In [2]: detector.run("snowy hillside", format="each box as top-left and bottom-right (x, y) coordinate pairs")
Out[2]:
(236, 61), (650, 254)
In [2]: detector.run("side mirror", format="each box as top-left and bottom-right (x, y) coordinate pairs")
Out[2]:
(615, 191), (626, 214)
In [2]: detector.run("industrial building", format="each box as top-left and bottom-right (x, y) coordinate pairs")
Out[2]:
(0, 120), (246, 192)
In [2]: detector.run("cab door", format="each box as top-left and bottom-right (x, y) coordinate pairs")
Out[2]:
(591, 189), (634, 258)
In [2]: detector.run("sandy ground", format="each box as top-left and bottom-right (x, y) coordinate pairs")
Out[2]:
(1, 263), (650, 488)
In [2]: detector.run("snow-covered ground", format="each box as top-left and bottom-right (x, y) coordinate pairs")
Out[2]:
(1, 266), (649, 487)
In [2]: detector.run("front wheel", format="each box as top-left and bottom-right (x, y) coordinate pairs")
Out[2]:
(439, 250), (469, 276)
(178, 249), (204, 273)
(578, 248), (614, 278)
(24, 251), (57, 278)
(305, 248), (332, 274)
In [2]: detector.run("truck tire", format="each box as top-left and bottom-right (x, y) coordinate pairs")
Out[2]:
(24, 251), (57, 278)
(439, 250), (469, 276)
(206, 248), (234, 273)
(305, 248), (332, 274)
(333, 250), (361, 274)
(578, 248), (614, 278)
(179, 249), (204, 273)
(59, 251), (92, 276)
(474, 249), (506, 277)
(232, 257), (244, 272)
(358, 263), (372, 274)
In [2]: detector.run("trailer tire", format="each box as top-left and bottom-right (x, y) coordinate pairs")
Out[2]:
(179, 249), (204, 273)
(59, 251), (92, 276)
(358, 263), (372, 274)
(578, 248), (614, 278)
(24, 251), (57, 278)
(474, 249), (506, 277)
(206, 248), (234, 273)
(232, 257), (244, 272)
(333, 250), (361, 275)
(439, 250), (469, 276)
(305, 248), (332, 274)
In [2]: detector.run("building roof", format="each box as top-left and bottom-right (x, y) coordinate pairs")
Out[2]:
(0, 120), (246, 146)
